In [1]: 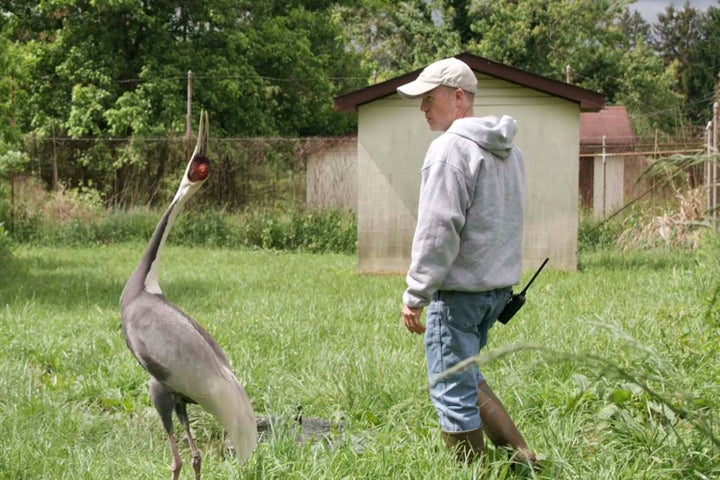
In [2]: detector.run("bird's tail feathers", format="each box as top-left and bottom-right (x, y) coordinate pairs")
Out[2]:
(203, 367), (257, 466)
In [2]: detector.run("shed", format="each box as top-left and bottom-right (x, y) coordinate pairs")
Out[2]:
(306, 135), (357, 211)
(334, 52), (605, 273)
(579, 106), (639, 216)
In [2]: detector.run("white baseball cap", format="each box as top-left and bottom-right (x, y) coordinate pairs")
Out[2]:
(397, 58), (478, 99)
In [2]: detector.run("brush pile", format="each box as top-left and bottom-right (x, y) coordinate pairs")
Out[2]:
(618, 188), (708, 250)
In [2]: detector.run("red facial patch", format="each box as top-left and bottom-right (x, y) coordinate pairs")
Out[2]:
(188, 156), (210, 182)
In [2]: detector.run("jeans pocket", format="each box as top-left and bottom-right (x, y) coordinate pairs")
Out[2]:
(440, 296), (478, 333)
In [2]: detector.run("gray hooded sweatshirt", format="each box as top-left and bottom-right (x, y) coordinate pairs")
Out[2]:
(403, 115), (524, 308)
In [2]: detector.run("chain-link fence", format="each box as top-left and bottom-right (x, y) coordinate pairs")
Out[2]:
(305, 136), (356, 211)
(579, 138), (708, 218)
(11, 133), (716, 222)
(17, 135), (357, 213)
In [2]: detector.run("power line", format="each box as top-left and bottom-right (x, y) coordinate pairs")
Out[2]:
(4, 73), (370, 87)
(626, 92), (718, 119)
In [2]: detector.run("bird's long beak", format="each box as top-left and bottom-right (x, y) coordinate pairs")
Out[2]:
(187, 110), (210, 183)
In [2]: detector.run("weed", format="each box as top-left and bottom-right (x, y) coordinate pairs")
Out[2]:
(1, 243), (719, 479)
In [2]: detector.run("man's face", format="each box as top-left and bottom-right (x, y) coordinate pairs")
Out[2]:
(420, 86), (459, 132)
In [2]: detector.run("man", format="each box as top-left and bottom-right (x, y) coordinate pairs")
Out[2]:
(397, 57), (537, 466)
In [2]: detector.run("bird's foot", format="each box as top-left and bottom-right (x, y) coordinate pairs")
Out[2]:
(191, 451), (202, 480)
(170, 459), (182, 480)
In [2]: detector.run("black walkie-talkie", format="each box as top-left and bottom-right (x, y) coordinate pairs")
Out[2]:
(497, 258), (549, 324)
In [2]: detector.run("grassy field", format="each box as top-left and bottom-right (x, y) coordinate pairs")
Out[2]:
(1, 244), (719, 479)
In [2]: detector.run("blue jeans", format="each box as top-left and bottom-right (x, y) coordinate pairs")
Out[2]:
(425, 288), (511, 432)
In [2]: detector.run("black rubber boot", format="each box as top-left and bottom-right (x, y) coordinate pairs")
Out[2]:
(441, 428), (485, 464)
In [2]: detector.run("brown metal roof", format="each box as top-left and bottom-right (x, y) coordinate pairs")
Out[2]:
(580, 106), (635, 151)
(333, 52), (605, 113)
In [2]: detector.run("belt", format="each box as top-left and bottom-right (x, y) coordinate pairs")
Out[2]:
(432, 287), (510, 301)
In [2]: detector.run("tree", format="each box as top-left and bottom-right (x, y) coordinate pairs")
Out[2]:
(463, 0), (680, 132)
(1, 0), (366, 138)
(614, 40), (684, 136)
(0, 13), (23, 146)
(651, 1), (705, 123)
(336, 0), (462, 79)
(618, 8), (652, 50)
(465, 1), (625, 84)
(337, 0), (684, 135)
(245, 3), (367, 135)
(687, 6), (720, 124)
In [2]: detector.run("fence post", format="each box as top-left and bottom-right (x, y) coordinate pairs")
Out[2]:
(51, 121), (58, 191)
(186, 70), (193, 161)
(602, 134), (607, 216)
(707, 121), (713, 219)
(714, 102), (718, 230)
(9, 77), (15, 128)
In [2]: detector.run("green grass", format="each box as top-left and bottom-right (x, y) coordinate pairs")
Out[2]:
(1, 245), (719, 479)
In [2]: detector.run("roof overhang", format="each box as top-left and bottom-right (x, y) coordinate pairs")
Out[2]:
(333, 52), (605, 113)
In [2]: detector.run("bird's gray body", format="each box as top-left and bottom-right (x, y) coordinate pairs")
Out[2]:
(122, 290), (229, 388)
(120, 112), (256, 479)
(121, 285), (257, 460)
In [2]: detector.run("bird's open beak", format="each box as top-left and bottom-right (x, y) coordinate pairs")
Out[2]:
(187, 110), (210, 183)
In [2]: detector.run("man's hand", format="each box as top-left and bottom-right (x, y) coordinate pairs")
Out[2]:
(402, 304), (425, 334)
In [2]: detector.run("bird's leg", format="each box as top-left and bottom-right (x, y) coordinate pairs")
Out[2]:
(149, 379), (184, 480)
(168, 432), (183, 480)
(176, 401), (202, 480)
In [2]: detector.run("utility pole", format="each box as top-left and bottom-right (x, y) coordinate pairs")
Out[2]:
(8, 77), (16, 231)
(9, 77), (15, 127)
(52, 121), (58, 191)
(186, 70), (193, 161)
(601, 134), (607, 216)
(706, 121), (712, 218)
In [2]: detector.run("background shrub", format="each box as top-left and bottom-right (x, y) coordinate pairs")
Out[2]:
(231, 208), (357, 253)
(578, 209), (627, 252)
(95, 209), (157, 244)
(172, 209), (237, 247)
(0, 185), (358, 254)
(0, 222), (13, 259)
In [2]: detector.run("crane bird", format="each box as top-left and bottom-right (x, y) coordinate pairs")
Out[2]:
(120, 111), (256, 480)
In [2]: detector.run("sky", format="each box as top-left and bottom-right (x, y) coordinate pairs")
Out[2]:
(629, 0), (717, 21)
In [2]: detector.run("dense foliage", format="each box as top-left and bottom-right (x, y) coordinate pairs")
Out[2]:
(1, 0), (719, 232)
(8, 200), (358, 254)
(337, 0), (720, 136)
(0, 0), (367, 141)
(1, 0), (719, 145)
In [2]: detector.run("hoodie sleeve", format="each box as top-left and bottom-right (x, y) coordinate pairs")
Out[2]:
(403, 140), (472, 308)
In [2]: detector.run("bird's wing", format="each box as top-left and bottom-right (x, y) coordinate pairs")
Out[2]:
(178, 303), (233, 368)
(121, 292), (232, 399)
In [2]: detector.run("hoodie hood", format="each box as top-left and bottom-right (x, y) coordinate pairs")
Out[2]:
(446, 115), (517, 159)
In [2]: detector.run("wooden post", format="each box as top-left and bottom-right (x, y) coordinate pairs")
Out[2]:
(9, 78), (15, 128)
(9, 171), (14, 232)
(707, 121), (713, 217)
(713, 102), (718, 230)
(52, 122), (58, 191)
(8, 78), (16, 230)
(186, 70), (193, 161)
(601, 135), (607, 216)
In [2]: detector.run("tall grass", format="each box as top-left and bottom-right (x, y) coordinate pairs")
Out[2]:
(6, 206), (357, 254)
(1, 241), (719, 479)
(1, 176), (356, 254)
